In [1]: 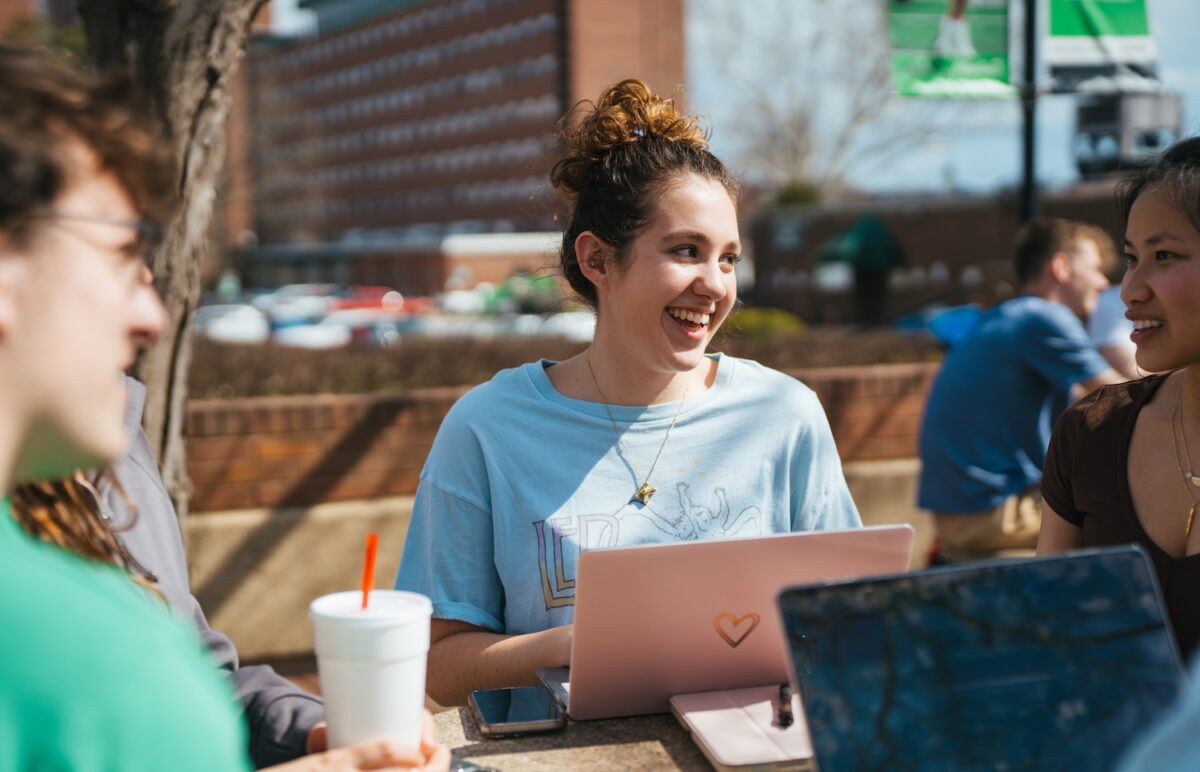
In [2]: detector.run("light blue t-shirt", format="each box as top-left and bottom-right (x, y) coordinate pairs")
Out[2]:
(917, 295), (1110, 513)
(395, 354), (861, 635)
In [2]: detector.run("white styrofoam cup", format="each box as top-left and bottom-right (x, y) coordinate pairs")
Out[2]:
(309, 590), (433, 749)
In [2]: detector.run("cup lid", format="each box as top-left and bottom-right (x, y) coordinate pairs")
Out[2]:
(309, 590), (432, 625)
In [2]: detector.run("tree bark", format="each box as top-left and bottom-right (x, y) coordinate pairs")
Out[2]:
(78, 0), (267, 519)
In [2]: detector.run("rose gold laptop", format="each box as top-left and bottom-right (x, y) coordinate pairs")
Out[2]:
(538, 525), (914, 720)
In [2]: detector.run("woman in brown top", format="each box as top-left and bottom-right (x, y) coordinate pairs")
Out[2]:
(1039, 137), (1200, 657)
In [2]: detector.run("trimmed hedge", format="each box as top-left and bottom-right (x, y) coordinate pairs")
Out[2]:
(189, 328), (942, 399)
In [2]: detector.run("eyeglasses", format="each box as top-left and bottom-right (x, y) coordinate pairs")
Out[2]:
(33, 212), (164, 264)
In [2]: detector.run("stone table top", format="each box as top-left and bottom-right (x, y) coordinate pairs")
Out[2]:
(434, 706), (712, 771)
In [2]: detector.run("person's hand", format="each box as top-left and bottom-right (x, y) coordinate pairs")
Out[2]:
(279, 711), (449, 771)
(267, 740), (423, 771)
(417, 711), (451, 772)
(306, 722), (328, 754)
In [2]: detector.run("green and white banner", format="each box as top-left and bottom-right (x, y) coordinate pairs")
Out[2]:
(888, 0), (1015, 99)
(1047, 0), (1157, 91)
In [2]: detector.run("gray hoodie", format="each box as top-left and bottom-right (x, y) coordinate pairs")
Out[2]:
(98, 378), (323, 768)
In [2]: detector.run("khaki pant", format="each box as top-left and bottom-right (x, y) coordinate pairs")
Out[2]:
(933, 489), (1042, 563)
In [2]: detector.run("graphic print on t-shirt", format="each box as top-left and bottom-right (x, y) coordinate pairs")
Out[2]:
(534, 483), (762, 610)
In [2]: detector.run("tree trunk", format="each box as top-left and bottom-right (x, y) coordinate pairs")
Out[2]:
(78, 0), (267, 519)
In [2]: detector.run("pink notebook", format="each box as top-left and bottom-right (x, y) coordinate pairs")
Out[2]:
(670, 685), (813, 771)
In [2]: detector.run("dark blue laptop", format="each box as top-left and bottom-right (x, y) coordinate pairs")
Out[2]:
(777, 546), (1185, 771)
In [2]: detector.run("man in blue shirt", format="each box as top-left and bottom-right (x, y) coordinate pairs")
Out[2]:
(918, 218), (1121, 562)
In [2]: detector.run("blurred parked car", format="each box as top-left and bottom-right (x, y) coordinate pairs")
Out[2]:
(333, 285), (405, 312)
(538, 311), (595, 343)
(272, 316), (354, 349)
(193, 304), (270, 344)
(252, 283), (343, 328)
(371, 316), (429, 346)
(440, 289), (487, 315)
(401, 296), (435, 315)
(273, 309), (420, 349)
(502, 313), (594, 342)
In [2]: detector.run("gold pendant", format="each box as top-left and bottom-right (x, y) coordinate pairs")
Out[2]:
(633, 482), (657, 505)
(1188, 504), (1197, 541)
(1190, 474), (1200, 488)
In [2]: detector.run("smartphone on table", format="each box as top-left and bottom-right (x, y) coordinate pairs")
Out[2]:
(467, 685), (567, 738)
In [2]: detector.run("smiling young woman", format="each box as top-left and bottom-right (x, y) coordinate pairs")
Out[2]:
(394, 79), (863, 706)
(1037, 137), (1200, 659)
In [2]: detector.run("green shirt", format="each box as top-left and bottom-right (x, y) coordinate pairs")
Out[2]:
(0, 499), (250, 772)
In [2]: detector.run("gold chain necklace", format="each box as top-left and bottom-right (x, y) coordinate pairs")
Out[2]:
(1170, 379), (1200, 541)
(585, 353), (688, 505)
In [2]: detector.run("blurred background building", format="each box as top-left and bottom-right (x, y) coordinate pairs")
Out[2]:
(0, 0), (76, 32)
(233, 0), (684, 289)
(3, 0), (1198, 321)
(0, 0), (70, 24)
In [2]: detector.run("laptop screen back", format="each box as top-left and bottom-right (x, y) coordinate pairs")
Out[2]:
(777, 546), (1184, 771)
(566, 525), (915, 719)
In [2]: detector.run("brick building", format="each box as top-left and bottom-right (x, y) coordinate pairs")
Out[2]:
(234, 0), (686, 290)
(236, 0), (684, 289)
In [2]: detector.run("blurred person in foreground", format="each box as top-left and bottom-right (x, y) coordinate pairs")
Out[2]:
(917, 218), (1122, 563)
(1039, 137), (1200, 662)
(394, 79), (862, 707)
(14, 376), (326, 768)
(0, 45), (446, 771)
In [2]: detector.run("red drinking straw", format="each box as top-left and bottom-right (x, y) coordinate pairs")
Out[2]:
(361, 532), (379, 610)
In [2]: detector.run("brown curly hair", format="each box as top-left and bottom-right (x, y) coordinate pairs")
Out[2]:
(550, 79), (740, 308)
(0, 45), (176, 244)
(11, 473), (162, 596)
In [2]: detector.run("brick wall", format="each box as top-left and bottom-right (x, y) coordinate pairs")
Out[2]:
(187, 388), (468, 512)
(791, 363), (937, 463)
(187, 362), (939, 513)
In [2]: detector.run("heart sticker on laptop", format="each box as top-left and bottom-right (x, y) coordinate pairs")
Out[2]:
(713, 612), (761, 648)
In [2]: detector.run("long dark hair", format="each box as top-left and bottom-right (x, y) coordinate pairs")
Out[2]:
(1117, 136), (1200, 233)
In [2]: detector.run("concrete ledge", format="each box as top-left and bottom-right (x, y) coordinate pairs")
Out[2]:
(844, 458), (932, 569)
(186, 496), (414, 661)
(189, 460), (929, 661)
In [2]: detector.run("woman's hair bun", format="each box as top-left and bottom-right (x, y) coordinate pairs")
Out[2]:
(548, 78), (736, 309)
(551, 79), (708, 198)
